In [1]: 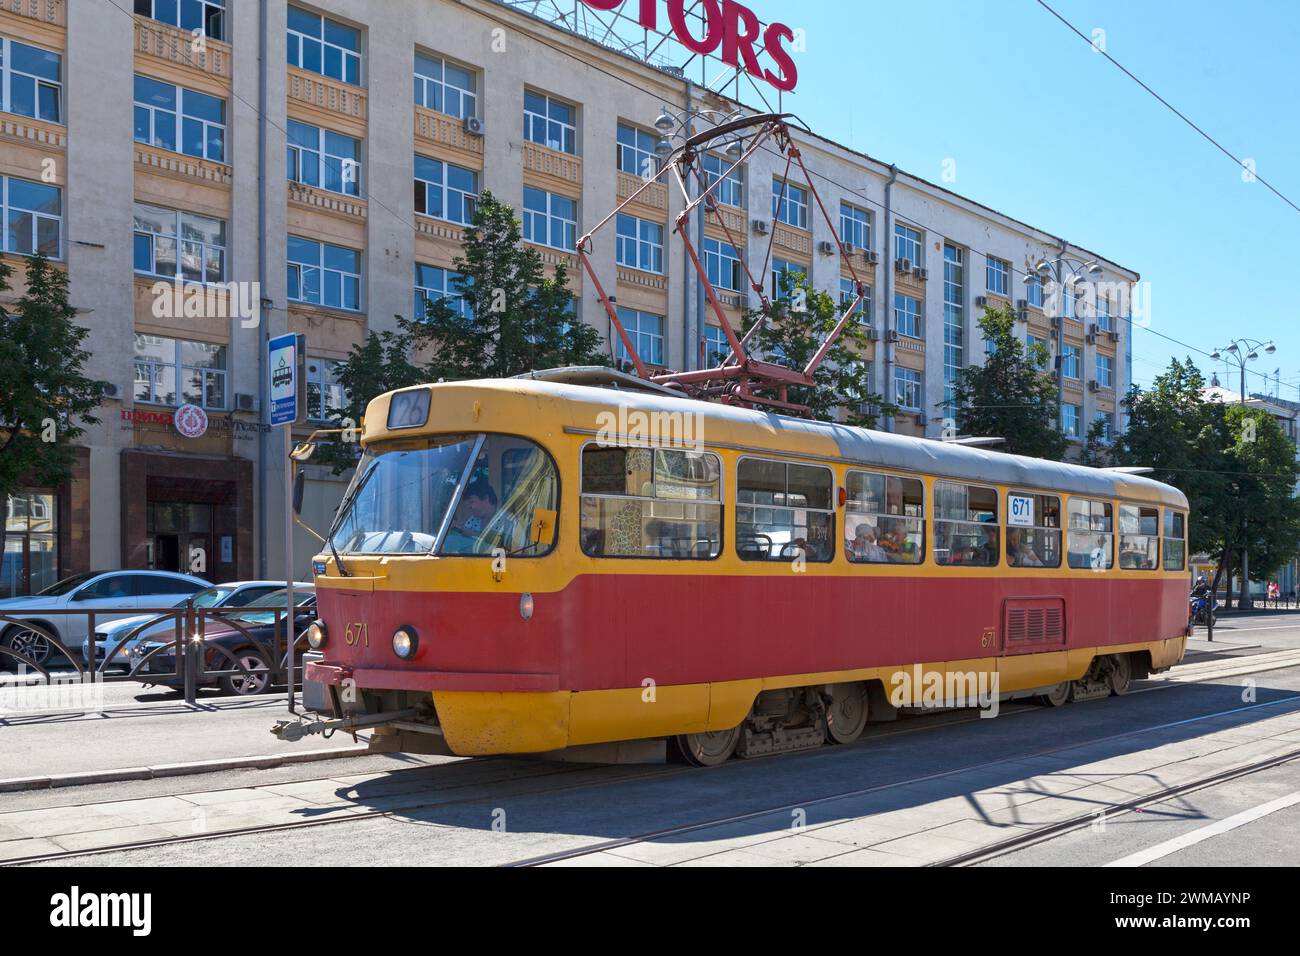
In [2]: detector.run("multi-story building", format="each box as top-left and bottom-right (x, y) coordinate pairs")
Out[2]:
(0, 0), (1138, 596)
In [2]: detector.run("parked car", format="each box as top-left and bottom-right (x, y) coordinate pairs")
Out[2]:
(131, 587), (317, 696)
(81, 581), (312, 667)
(0, 570), (210, 670)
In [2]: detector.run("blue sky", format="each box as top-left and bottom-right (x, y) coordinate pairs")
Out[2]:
(732, 0), (1299, 396)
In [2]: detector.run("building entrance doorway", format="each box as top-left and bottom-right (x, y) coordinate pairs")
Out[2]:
(148, 503), (213, 576)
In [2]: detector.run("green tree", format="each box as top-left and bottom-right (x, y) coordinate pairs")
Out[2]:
(0, 256), (106, 504)
(421, 190), (604, 379)
(743, 271), (895, 427)
(952, 305), (1067, 460)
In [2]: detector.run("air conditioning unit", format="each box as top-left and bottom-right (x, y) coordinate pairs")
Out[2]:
(886, 329), (900, 343)
(915, 266), (928, 280)
(917, 412), (929, 427)
(752, 220), (770, 236)
(1089, 323), (1099, 337)
(895, 257), (912, 273)
(1016, 299), (1028, 310)
(864, 250), (879, 265)
(975, 295), (988, 308)
(860, 402), (881, 417)
(463, 115), (485, 136)
(236, 393), (258, 412)
(864, 328), (879, 342)
(1088, 380), (1100, 393)
(818, 241), (836, 256)
(1085, 333), (1097, 345)
(1108, 330), (1120, 343)
(102, 382), (120, 399)
(1050, 316), (1063, 331)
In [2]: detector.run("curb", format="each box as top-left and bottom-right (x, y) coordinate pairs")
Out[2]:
(0, 745), (368, 794)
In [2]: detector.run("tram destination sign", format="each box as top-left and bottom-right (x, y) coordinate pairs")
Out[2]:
(578, 0), (799, 92)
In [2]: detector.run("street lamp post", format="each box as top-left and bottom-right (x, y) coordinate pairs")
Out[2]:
(1209, 338), (1278, 611)
(1033, 251), (1104, 435)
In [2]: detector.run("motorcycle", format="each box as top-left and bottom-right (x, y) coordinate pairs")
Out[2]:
(1190, 593), (1216, 626)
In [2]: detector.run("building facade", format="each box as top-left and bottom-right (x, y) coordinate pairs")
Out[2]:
(0, 0), (1138, 596)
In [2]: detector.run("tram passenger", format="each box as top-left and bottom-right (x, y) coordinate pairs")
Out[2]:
(1007, 527), (1044, 567)
(848, 523), (888, 562)
(972, 518), (1000, 567)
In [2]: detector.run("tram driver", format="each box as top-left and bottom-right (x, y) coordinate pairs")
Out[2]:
(444, 479), (517, 554)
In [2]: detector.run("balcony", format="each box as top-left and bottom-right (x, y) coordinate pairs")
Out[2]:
(414, 107), (484, 161)
(135, 16), (232, 86)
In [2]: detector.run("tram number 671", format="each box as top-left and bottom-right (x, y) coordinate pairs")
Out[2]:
(345, 623), (370, 647)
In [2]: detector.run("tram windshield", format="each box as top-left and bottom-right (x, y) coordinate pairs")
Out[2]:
(328, 433), (558, 557)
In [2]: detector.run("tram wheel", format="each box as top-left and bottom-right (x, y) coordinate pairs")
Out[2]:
(1037, 681), (1073, 708)
(675, 725), (741, 767)
(1107, 654), (1133, 696)
(824, 682), (869, 745)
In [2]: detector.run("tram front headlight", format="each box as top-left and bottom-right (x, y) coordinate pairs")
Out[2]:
(306, 620), (327, 650)
(392, 626), (419, 660)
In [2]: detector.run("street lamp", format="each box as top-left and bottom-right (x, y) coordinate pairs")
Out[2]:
(1210, 337), (1280, 612)
(1034, 251), (1109, 426)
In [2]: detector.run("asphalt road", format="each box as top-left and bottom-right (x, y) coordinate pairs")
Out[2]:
(2, 611), (1298, 867)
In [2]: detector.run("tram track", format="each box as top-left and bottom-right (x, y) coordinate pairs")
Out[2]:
(5, 649), (1298, 866)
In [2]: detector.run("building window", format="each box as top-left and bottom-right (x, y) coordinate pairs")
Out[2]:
(616, 214), (664, 274)
(286, 120), (360, 195)
(133, 74), (225, 162)
(841, 278), (872, 326)
(133, 333), (227, 410)
(771, 258), (805, 298)
(413, 53), (476, 118)
(414, 262), (470, 320)
(894, 292), (921, 339)
(894, 223), (922, 265)
(1, 37), (61, 123)
(772, 179), (808, 229)
(705, 237), (742, 292)
(1026, 275), (1044, 308)
(306, 357), (347, 423)
(986, 257), (1010, 296)
(1061, 402), (1080, 438)
(2, 175), (61, 258)
(414, 155), (477, 225)
(703, 324), (731, 365)
(1026, 333), (1049, 368)
(287, 236), (361, 311)
(287, 6), (360, 85)
(523, 186), (576, 251)
(1096, 354), (1113, 388)
(617, 123), (659, 178)
(1097, 294), (1113, 332)
(133, 203), (226, 283)
(1094, 411), (1114, 443)
(2, 490), (58, 598)
(894, 367), (922, 411)
(615, 307), (664, 367)
(840, 203), (871, 251)
(524, 90), (576, 155)
(134, 0), (226, 39)
(943, 244), (964, 414)
(1062, 343), (1081, 380)
(702, 153), (744, 207)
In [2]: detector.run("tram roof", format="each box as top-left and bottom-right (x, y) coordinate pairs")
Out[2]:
(373, 378), (1190, 510)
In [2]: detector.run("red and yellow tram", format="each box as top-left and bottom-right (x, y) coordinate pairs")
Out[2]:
(289, 372), (1190, 766)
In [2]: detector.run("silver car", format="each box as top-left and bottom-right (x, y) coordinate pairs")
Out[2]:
(81, 581), (311, 668)
(0, 570), (209, 670)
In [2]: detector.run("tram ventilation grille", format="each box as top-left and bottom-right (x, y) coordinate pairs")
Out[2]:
(1004, 600), (1066, 646)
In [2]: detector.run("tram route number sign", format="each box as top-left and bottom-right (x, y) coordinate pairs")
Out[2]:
(268, 333), (303, 427)
(1008, 494), (1035, 527)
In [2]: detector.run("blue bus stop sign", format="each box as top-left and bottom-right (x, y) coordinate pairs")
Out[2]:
(268, 333), (300, 426)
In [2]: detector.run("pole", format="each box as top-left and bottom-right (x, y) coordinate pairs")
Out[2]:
(285, 424), (296, 714)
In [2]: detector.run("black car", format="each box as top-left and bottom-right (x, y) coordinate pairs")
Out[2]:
(130, 587), (316, 696)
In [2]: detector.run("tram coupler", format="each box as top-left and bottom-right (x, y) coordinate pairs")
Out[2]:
(271, 708), (422, 742)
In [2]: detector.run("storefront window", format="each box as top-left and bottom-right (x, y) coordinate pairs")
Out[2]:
(2, 490), (58, 598)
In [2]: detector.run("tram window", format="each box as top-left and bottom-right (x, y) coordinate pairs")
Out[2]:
(580, 446), (722, 559)
(1066, 498), (1114, 570)
(441, 435), (560, 557)
(1163, 510), (1187, 571)
(1119, 504), (1160, 570)
(736, 458), (835, 562)
(844, 471), (923, 564)
(933, 482), (999, 567)
(1005, 492), (1061, 569)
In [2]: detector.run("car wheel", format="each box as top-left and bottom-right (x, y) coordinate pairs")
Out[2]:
(2, 624), (56, 671)
(217, 649), (273, 696)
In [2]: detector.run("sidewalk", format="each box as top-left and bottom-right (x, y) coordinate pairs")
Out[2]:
(0, 696), (367, 789)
